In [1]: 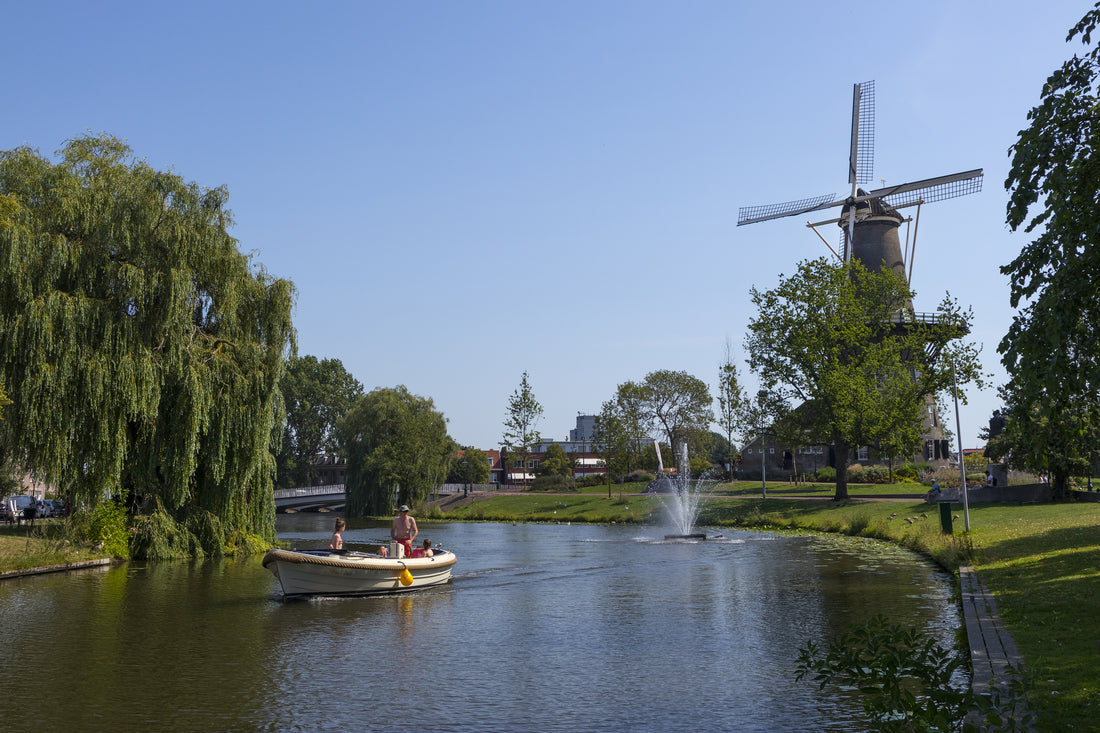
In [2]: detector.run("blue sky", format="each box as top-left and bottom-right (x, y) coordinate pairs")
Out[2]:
(3, 1), (1089, 451)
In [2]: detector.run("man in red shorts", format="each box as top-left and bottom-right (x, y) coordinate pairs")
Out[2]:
(391, 505), (418, 557)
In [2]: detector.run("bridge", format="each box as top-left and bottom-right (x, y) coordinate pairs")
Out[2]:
(273, 483), (486, 513)
(273, 484), (345, 513)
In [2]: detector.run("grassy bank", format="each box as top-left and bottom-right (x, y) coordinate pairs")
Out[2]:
(0, 522), (109, 572)
(432, 487), (1099, 729)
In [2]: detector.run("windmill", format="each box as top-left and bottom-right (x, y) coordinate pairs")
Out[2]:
(738, 81), (980, 467)
(738, 81), (983, 289)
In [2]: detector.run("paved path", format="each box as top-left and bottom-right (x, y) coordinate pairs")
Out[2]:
(960, 566), (1032, 728)
(960, 566), (1024, 695)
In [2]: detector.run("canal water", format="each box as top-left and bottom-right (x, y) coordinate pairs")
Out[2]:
(0, 516), (960, 732)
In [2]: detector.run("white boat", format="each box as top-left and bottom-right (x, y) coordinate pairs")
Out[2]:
(262, 547), (456, 598)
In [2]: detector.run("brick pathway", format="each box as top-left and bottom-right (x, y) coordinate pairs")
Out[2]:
(959, 565), (1024, 695)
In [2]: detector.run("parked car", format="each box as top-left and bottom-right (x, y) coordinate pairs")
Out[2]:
(39, 500), (60, 518)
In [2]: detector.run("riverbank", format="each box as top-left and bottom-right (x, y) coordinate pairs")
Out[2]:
(0, 522), (112, 573)
(5, 486), (1095, 728)
(431, 486), (1099, 729)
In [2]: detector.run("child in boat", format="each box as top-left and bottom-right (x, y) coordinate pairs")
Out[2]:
(329, 518), (345, 550)
(410, 539), (434, 558)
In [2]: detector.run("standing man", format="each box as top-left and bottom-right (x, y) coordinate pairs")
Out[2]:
(391, 505), (418, 557)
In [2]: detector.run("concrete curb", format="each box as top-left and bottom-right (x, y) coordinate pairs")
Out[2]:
(0, 558), (112, 581)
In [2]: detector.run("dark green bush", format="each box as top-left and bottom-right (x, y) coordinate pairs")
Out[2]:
(815, 466), (836, 482)
(849, 465), (891, 484)
(530, 475), (575, 491)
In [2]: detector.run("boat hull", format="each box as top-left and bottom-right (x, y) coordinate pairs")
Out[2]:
(262, 548), (456, 597)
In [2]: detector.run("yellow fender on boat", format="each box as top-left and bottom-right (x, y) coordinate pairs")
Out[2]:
(399, 567), (414, 586)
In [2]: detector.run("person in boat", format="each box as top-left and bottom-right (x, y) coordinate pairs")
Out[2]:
(329, 518), (345, 550)
(391, 505), (418, 556)
(410, 539), (433, 558)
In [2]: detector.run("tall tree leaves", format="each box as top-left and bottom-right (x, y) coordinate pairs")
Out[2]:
(0, 135), (295, 553)
(1001, 4), (1100, 495)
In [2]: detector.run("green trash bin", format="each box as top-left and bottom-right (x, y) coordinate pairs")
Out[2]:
(938, 501), (953, 534)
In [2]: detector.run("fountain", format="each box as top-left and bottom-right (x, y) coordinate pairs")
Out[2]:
(655, 443), (712, 540)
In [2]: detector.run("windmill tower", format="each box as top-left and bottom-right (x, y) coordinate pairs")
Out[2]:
(738, 81), (982, 291)
(738, 81), (982, 467)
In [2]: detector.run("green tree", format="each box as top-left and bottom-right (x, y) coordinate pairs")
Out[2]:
(276, 355), (363, 488)
(449, 446), (490, 485)
(502, 370), (542, 486)
(613, 380), (656, 472)
(745, 258), (983, 500)
(592, 399), (630, 497)
(638, 369), (714, 465)
(1000, 5), (1100, 498)
(338, 386), (455, 517)
(0, 135), (295, 555)
(535, 442), (573, 478)
(716, 342), (748, 479)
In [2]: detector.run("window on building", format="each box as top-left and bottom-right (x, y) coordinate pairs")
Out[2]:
(857, 446), (869, 461)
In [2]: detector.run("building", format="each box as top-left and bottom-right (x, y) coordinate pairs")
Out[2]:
(738, 399), (952, 480)
(505, 414), (611, 484)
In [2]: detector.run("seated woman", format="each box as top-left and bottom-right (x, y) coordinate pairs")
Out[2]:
(410, 539), (434, 558)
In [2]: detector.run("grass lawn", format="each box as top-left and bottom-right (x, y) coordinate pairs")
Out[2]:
(0, 521), (107, 572)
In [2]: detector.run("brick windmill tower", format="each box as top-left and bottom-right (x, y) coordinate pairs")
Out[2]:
(738, 81), (983, 467)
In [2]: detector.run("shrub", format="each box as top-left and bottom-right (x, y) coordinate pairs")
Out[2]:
(815, 466), (836, 482)
(624, 471), (655, 484)
(530, 475), (575, 492)
(849, 465), (891, 484)
(69, 499), (130, 558)
(797, 615), (1034, 731)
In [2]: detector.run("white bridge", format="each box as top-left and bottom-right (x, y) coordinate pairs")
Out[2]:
(273, 484), (346, 513)
(273, 483), (487, 513)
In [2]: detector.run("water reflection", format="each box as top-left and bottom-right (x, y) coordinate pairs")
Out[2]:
(0, 518), (959, 732)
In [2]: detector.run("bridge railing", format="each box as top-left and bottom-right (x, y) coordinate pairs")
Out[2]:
(273, 484), (344, 499)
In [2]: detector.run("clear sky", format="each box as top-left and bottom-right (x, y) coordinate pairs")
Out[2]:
(2, 1), (1089, 452)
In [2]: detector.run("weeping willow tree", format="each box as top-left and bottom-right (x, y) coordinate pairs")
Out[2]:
(0, 135), (295, 557)
(338, 386), (455, 517)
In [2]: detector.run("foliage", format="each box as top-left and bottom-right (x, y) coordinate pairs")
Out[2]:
(0, 135), (294, 554)
(0, 381), (10, 420)
(71, 499), (131, 558)
(796, 615), (1031, 732)
(847, 464), (891, 484)
(592, 398), (630, 496)
(815, 466), (837, 482)
(448, 446), (491, 485)
(535, 442), (573, 478)
(745, 257), (984, 500)
(963, 451), (988, 473)
(716, 342), (748, 478)
(276, 355), (363, 488)
(1000, 5), (1100, 499)
(530, 475), (575, 491)
(338, 385), (455, 517)
(501, 371), (542, 485)
(637, 369), (714, 460)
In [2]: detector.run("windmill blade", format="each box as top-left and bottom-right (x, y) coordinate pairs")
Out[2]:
(737, 192), (842, 226)
(865, 169), (983, 208)
(849, 80), (875, 186)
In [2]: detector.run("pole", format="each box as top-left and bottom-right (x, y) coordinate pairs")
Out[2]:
(951, 362), (971, 532)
